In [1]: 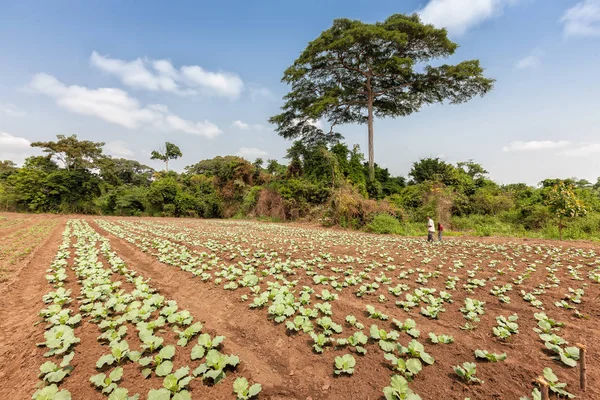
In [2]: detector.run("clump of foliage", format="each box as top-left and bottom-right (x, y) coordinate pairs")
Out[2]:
(454, 362), (483, 384)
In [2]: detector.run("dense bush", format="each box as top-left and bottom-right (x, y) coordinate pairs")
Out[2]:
(366, 213), (403, 234)
(1, 135), (599, 241)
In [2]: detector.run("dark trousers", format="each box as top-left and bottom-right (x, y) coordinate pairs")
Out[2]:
(438, 231), (443, 242)
(427, 232), (434, 242)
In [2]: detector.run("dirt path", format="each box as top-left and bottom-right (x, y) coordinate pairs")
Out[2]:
(0, 217), (67, 399)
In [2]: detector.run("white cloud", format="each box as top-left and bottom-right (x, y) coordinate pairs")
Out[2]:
(418, 0), (518, 36)
(232, 120), (265, 131)
(105, 140), (135, 157)
(233, 120), (250, 130)
(561, 0), (600, 37)
(159, 112), (222, 138)
(90, 51), (183, 94)
(0, 132), (33, 164)
(515, 49), (544, 70)
(0, 132), (31, 149)
(180, 66), (244, 99)
(29, 73), (222, 138)
(235, 147), (268, 159)
(0, 103), (25, 117)
(502, 140), (570, 152)
(559, 143), (600, 156)
(91, 51), (244, 99)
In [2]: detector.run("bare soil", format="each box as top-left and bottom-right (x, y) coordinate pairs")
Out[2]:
(0, 214), (598, 400)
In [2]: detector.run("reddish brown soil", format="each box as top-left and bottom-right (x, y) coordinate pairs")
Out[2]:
(98, 217), (600, 400)
(1, 214), (599, 400)
(0, 213), (62, 282)
(0, 217), (67, 399)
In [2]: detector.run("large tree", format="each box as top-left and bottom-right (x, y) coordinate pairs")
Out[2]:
(270, 13), (495, 179)
(31, 134), (105, 171)
(151, 142), (182, 172)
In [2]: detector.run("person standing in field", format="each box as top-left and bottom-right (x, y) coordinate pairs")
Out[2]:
(427, 216), (435, 242)
(438, 221), (444, 242)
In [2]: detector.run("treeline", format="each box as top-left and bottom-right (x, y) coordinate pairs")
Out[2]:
(1, 135), (599, 239)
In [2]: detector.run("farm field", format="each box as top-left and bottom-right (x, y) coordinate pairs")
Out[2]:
(0, 213), (599, 400)
(0, 214), (60, 281)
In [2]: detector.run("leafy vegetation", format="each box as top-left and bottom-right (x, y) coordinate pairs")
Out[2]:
(24, 214), (596, 399)
(334, 354), (356, 375)
(233, 377), (262, 399)
(474, 350), (507, 362)
(2, 134), (599, 241)
(454, 362), (483, 384)
(383, 375), (422, 400)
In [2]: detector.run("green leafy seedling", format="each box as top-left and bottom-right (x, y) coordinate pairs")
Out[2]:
(453, 362), (482, 384)
(383, 375), (422, 400)
(193, 349), (240, 383)
(138, 345), (176, 378)
(96, 341), (140, 368)
(39, 352), (74, 383)
(398, 340), (435, 365)
(370, 325), (399, 352)
(393, 319), (420, 338)
(233, 377), (262, 399)
(542, 367), (575, 398)
(474, 349), (507, 362)
(32, 384), (72, 400)
(90, 367), (124, 394)
(366, 305), (389, 320)
(147, 388), (191, 400)
(191, 333), (225, 360)
(334, 354), (356, 375)
(384, 353), (422, 380)
(163, 367), (193, 394)
(175, 321), (203, 346)
(428, 332), (454, 344)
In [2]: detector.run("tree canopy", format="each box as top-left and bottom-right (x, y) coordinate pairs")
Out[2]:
(545, 181), (587, 240)
(270, 13), (495, 179)
(31, 134), (105, 171)
(151, 142), (183, 171)
(1, 134), (599, 241)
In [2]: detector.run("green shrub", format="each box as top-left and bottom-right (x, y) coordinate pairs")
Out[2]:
(162, 204), (176, 217)
(541, 212), (600, 240)
(242, 186), (263, 214)
(366, 213), (402, 234)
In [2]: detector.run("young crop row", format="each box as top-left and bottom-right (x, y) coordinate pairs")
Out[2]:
(94, 219), (598, 399)
(33, 220), (261, 400)
(0, 219), (58, 278)
(35, 222), (78, 399)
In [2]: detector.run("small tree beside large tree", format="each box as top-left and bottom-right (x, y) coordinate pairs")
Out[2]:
(270, 13), (495, 180)
(545, 181), (587, 240)
(151, 142), (182, 172)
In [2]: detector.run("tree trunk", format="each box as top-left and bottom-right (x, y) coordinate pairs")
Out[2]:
(559, 217), (563, 240)
(367, 82), (375, 181)
(165, 159), (169, 172)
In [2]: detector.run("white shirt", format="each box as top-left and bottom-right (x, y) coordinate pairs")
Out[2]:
(427, 218), (435, 233)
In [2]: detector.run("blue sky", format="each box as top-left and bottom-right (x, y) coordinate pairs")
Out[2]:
(1, 0), (599, 185)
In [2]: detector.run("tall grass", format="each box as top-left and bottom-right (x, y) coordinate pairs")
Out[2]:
(368, 212), (600, 241)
